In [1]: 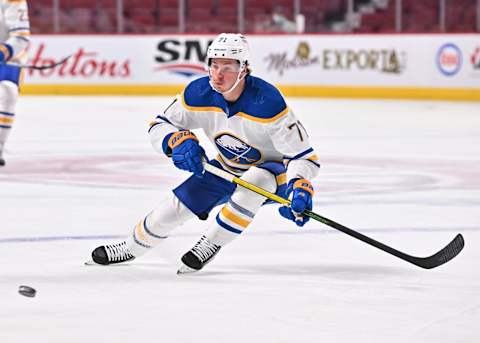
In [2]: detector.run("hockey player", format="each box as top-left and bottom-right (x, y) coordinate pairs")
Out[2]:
(0, 0), (30, 166)
(90, 33), (320, 273)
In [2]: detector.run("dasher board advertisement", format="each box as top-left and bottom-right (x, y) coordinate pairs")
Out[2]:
(22, 34), (480, 99)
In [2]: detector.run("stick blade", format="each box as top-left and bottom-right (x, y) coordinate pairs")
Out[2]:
(412, 234), (465, 269)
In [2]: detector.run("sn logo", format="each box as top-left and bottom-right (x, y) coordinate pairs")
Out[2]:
(155, 39), (213, 63)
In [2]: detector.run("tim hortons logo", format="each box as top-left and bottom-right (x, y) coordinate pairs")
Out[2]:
(27, 43), (131, 78)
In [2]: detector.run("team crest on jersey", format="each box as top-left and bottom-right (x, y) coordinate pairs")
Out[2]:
(215, 133), (261, 166)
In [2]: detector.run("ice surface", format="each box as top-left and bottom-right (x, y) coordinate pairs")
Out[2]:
(0, 96), (479, 343)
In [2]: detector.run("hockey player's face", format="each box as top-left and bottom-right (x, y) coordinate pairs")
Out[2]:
(210, 59), (243, 91)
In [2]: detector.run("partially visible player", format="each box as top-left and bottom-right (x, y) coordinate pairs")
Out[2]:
(89, 33), (320, 273)
(0, 0), (30, 166)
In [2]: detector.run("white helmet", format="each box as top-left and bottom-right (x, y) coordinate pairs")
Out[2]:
(207, 33), (250, 70)
(207, 33), (250, 95)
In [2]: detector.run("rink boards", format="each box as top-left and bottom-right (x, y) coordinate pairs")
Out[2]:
(21, 33), (480, 100)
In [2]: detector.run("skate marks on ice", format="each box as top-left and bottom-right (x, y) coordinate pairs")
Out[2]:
(1, 153), (479, 208)
(0, 154), (181, 189)
(317, 155), (480, 202)
(0, 224), (476, 246)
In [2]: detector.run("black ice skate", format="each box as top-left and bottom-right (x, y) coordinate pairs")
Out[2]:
(177, 236), (221, 274)
(89, 241), (135, 265)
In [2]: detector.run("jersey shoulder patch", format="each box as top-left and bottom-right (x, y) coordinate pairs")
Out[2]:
(182, 77), (222, 111)
(236, 76), (288, 123)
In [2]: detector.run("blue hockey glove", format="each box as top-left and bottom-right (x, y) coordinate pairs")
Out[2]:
(167, 130), (206, 177)
(279, 178), (314, 227)
(0, 43), (13, 62)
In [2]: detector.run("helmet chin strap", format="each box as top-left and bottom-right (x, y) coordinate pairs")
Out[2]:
(209, 65), (246, 96)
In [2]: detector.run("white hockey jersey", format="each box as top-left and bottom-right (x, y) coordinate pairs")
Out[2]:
(149, 75), (320, 183)
(0, 0), (30, 62)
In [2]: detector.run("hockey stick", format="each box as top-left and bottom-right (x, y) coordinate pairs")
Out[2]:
(5, 55), (71, 70)
(204, 162), (465, 269)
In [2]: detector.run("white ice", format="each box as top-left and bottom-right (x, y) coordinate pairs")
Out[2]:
(0, 96), (479, 343)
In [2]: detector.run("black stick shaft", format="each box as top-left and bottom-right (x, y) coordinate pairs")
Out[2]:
(204, 162), (464, 269)
(304, 209), (464, 269)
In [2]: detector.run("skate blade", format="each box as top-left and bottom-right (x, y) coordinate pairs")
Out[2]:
(177, 263), (199, 275)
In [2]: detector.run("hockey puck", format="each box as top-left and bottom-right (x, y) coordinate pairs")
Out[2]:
(18, 285), (36, 298)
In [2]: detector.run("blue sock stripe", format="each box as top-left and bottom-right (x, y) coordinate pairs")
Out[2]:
(228, 199), (255, 219)
(216, 214), (242, 234)
(0, 124), (12, 129)
(142, 217), (167, 240)
(0, 111), (14, 117)
(132, 229), (153, 249)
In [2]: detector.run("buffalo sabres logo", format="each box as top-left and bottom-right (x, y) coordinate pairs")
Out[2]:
(215, 133), (261, 166)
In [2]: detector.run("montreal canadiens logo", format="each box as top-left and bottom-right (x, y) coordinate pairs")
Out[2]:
(436, 43), (462, 76)
(215, 133), (261, 165)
